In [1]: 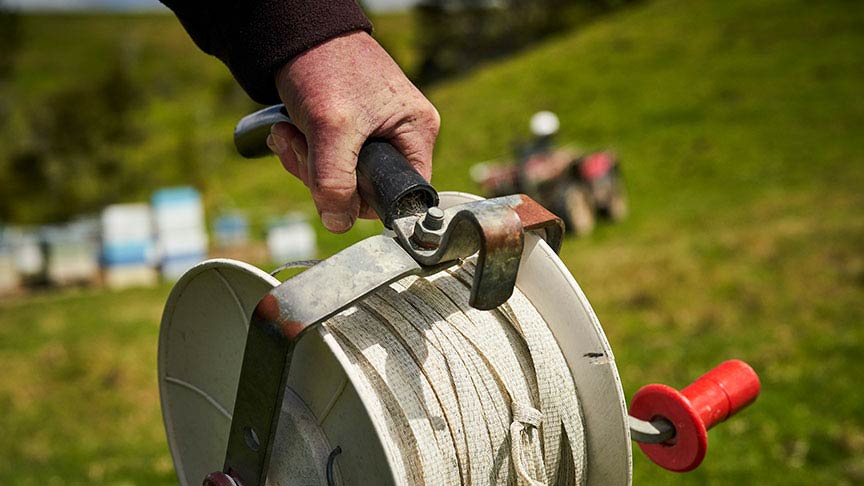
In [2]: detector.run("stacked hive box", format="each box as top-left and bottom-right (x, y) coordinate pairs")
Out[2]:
(266, 214), (317, 264)
(213, 213), (249, 249)
(42, 219), (100, 286)
(0, 227), (19, 294)
(12, 229), (44, 285)
(152, 187), (208, 280)
(101, 203), (157, 289)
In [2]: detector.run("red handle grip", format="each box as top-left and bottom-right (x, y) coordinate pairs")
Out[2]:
(630, 359), (761, 472)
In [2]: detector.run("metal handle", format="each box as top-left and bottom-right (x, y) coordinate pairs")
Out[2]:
(234, 104), (291, 158)
(234, 104), (438, 228)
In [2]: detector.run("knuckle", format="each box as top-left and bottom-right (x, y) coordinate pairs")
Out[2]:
(311, 173), (356, 203)
(308, 100), (354, 133)
(423, 103), (441, 131)
(410, 99), (440, 139)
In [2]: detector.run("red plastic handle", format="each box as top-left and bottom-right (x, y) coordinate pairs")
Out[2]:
(630, 359), (761, 472)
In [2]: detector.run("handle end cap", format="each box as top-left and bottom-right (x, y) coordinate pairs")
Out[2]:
(631, 384), (707, 472)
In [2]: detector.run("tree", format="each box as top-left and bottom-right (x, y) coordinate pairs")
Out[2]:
(0, 0), (21, 131)
(414, 0), (632, 84)
(0, 55), (146, 223)
(0, 0), (21, 81)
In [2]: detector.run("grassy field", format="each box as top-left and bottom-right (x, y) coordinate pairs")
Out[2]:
(1, 0), (863, 483)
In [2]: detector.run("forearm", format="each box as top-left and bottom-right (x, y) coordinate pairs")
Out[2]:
(160, 0), (372, 103)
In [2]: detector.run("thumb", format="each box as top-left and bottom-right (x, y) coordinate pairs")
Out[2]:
(306, 127), (364, 233)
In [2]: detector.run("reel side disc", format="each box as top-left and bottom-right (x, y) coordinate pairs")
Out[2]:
(159, 259), (395, 485)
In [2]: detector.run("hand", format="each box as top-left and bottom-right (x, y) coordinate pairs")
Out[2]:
(266, 30), (440, 233)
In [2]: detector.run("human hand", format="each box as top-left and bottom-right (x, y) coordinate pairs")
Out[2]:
(266, 30), (440, 233)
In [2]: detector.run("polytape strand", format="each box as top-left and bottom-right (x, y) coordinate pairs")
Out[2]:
(321, 258), (586, 485)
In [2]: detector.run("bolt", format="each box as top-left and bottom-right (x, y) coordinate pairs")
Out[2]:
(412, 207), (446, 249)
(422, 207), (445, 230)
(244, 426), (260, 451)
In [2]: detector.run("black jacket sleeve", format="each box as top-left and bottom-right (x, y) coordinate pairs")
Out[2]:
(160, 0), (373, 104)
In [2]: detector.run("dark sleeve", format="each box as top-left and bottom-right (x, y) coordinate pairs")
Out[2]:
(160, 0), (373, 104)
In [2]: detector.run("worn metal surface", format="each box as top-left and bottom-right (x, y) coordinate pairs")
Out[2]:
(392, 200), (523, 310)
(509, 194), (565, 253)
(223, 236), (432, 486)
(391, 194), (562, 310)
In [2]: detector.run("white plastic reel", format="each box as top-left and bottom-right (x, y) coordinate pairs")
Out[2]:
(158, 192), (632, 485)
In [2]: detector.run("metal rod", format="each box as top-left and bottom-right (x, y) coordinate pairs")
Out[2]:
(628, 415), (676, 444)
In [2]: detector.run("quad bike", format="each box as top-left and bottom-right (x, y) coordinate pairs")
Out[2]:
(471, 144), (628, 236)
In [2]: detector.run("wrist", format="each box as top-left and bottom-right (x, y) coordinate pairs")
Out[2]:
(275, 30), (378, 103)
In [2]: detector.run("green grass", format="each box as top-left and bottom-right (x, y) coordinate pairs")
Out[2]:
(1, 0), (863, 483)
(0, 285), (176, 484)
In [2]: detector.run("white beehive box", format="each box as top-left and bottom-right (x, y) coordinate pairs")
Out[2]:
(213, 213), (250, 248)
(42, 220), (100, 286)
(101, 203), (157, 289)
(11, 229), (44, 281)
(152, 187), (209, 280)
(0, 242), (18, 294)
(266, 215), (316, 264)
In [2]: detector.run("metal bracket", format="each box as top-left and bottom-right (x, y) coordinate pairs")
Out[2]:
(215, 195), (563, 486)
(392, 194), (562, 309)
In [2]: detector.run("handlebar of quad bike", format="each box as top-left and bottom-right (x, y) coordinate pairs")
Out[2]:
(234, 104), (438, 229)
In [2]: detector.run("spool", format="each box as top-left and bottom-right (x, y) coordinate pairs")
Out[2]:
(159, 192), (631, 485)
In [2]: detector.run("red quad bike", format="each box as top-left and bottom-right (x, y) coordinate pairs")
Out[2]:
(472, 146), (628, 236)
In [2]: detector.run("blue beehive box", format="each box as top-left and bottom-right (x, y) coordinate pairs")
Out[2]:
(152, 187), (209, 280)
(214, 213), (250, 248)
(101, 203), (157, 289)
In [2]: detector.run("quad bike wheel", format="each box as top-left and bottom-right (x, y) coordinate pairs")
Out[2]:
(603, 174), (629, 222)
(560, 183), (595, 236)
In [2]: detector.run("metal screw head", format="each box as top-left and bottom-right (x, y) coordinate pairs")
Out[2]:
(244, 426), (261, 451)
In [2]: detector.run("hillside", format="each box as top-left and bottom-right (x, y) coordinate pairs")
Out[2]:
(1, 0), (862, 484)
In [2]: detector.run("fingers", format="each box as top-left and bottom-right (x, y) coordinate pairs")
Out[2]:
(269, 100), (439, 232)
(306, 121), (364, 233)
(268, 122), (309, 186)
(274, 31), (441, 233)
(382, 99), (440, 183)
(358, 200), (376, 220)
(269, 119), (363, 232)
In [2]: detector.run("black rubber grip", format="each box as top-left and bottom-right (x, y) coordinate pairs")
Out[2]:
(356, 140), (438, 228)
(234, 105), (438, 228)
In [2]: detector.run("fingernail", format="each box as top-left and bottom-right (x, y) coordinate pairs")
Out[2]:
(268, 129), (288, 154)
(321, 212), (353, 233)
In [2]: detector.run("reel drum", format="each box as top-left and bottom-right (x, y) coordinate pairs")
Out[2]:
(159, 192), (631, 485)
